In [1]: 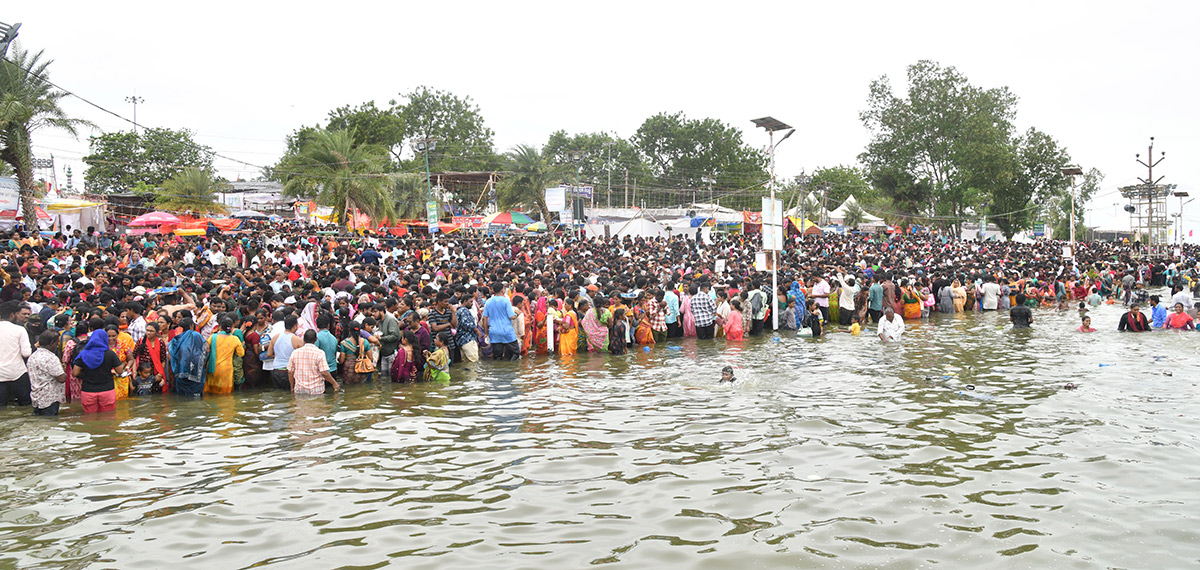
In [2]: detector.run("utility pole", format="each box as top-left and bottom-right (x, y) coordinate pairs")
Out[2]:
(1061, 166), (1083, 255)
(603, 141), (615, 209)
(1135, 138), (1166, 255)
(125, 95), (145, 133)
(624, 168), (629, 209)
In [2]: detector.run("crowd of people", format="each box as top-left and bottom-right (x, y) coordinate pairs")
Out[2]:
(0, 222), (1196, 417)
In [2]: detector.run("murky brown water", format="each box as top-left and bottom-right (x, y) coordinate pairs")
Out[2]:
(2, 301), (1200, 569)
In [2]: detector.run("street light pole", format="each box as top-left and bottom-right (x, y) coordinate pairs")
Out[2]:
(569, 151), (584, 239)
(752, 117), (794, 333)
(125, 95), (145, 134)
(1061, 166), (1083, 256)
(603, 141), (615, 209)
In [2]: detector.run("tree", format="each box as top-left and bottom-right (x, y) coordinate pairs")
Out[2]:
(276, 129), (395, 226)
(860, 60), (1018, 236)
(154, 169), (227, 215)
(326, 101), (406, 164)
(0, 46), (94, 227)
(389, 173), (428, 220)
(632, 112), (767, 202)
(810, 165), (874, 208)
(988, 128), (1070, 240)
(541, 130), (650, 206)
(498, 144), (564, 222)
(83, 127), (214, 192)
(391, 86), (497, 172)
(843, 202), (866, 229)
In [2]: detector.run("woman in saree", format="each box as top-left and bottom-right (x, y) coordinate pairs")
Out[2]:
(132, 322), (171, 393)
(337, 321), (370, 385)
(681, 287), (697, 337)
(633, 295), (655, 347)
(533, 295), (550, 355)
(951, 279), (967, 313)
(204, 316), (244, 395)
(422, 332), (452, 382)
(901, 280), (923, 321)
(582, 299), (608, 352)
(518, 295), (535, 355)
(62, 319), (89, 403)
(557, 299), (579, 357)
(609, 308), (628, 355)
(109, 324), (135, 400)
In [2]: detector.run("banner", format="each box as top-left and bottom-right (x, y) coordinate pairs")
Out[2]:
(545, 186), (566, 211)
(452, 216), (484, 229)
(743, 211), (761, 224)
(427, 201), (439, 234)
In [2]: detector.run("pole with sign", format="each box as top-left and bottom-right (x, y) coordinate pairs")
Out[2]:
(426, 200), (439, 234)
(762, 195), (783, 331)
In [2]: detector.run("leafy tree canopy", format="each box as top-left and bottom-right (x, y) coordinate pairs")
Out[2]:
(632, 111), (766, 194)
(153, 168), (227, 215)
(391, 86), (497, 172)
(83, 127), (213, 193)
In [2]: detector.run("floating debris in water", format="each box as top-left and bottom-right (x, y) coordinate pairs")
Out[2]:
(1064, 383), (1078, 390)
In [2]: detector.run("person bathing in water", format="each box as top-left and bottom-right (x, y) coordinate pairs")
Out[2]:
(720, 365), (736, 384)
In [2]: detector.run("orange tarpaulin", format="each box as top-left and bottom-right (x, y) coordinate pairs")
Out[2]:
(159, 217), (243, 234)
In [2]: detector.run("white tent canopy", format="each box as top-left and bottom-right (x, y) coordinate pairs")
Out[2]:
(827, 194), (883, 224)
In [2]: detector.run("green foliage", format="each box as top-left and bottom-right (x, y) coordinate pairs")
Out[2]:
(988, 128), (1069, 239)
(392, 86), (497, 172)
(542, 131), (649, 206)
(0, 45), (93, 226)
(390, 173), (428, 220)
(154, 169), (227, 214)
(498, 144), (565, 222)
(632, 111), (767, 197)
(83, 127), (214, 192)
(860, 60), (1018, 235)
(327, 101), (406, 164)
(810, 165), (873, 207)
(276, 129), (395, 225)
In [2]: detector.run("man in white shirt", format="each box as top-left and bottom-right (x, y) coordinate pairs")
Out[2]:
(1170, 285), (1193, 312)
(0, 301), (33, 405)
(878, 305), (905, 342)
(837, 273), (858, 326)
(810, 275), (832, 323)
(980, 276), (1003, 311)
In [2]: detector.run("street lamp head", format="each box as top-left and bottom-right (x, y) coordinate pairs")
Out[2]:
(1061, 166), (1083, 176)
(751, 116), (792, 133)
(568, 151), (584, 163)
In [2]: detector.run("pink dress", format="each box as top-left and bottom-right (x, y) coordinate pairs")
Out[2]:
(681, 295), (697, 337)
(726, 310), (744, 341)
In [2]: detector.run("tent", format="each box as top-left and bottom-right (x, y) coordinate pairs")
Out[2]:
(43, 198), (106, 233)
(787, 217), (822, 235)
(826, 194), (884, 225)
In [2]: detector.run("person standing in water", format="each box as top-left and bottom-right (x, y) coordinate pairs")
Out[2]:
(1010, 293), (1034, 329)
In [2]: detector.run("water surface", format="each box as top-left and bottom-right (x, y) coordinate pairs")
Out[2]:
(2, 303), (1199, 569)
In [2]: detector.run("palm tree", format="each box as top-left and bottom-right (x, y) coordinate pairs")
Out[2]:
(498, 144), (563, 221)
(154, 169), (228, 215)
(389, 173), (427, 220)
(0, 46), (94, 227)
(277, 129), (394, 226)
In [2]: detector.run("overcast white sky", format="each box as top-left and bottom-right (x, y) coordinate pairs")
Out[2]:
(9, 1), (1200, 235)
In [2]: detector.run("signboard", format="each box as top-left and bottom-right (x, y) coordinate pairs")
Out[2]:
(223, 193), (244, 210)
(0, 177), (18, 211)
(1062, 245), (1072, 259)
(755, 251), (767, 271)
(566, 184), (593, 199)
(426, 201), (439, 234)
(760, 197), (784, 251)
(452, 216), (484, 229)
(714, 259), (726, 274)
(560, 209), (573, 225)
(1032, 222), (1045, 237)
(545, 186), (566, 211)
(761, 197), (783, 226)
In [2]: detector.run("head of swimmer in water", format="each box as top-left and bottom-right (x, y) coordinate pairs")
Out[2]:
(721, 366), (735, 382)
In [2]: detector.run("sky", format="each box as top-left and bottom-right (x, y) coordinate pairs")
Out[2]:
(9, 1), (1200, 236)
